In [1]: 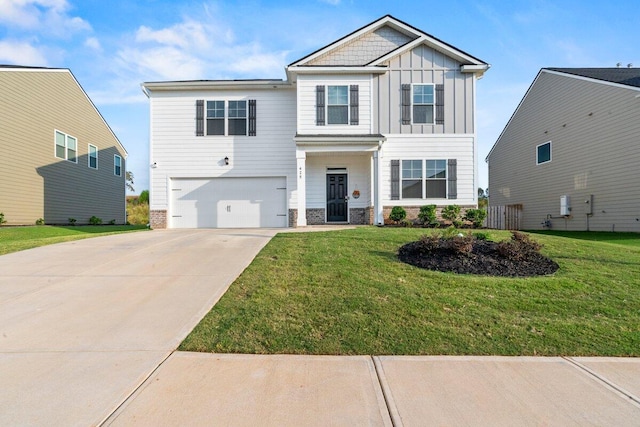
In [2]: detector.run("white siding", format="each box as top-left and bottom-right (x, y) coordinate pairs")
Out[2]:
(381, 134), (476, 206)
(149, 88), (297, 213)
(297, 74), (372, 135)
(305, 154), (372, 208)
(488, 71), (640, 231)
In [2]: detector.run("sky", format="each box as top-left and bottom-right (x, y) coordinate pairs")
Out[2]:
(1, 0), (638, 194)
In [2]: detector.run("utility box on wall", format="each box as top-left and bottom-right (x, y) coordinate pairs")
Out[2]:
(560, 195), (571, 216)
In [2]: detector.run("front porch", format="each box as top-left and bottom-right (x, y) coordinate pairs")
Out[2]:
(293, 134), (386, 227)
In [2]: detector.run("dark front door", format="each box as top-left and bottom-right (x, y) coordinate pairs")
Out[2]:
(326, 174), (348, 222)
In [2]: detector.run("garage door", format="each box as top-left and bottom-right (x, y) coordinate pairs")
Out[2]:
(170, 177), (287, 228)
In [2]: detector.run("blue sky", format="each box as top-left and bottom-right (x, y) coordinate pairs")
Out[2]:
(1, 0), (638, 194)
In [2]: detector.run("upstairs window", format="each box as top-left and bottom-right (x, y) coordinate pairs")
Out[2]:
(88, 144), (98, 169)
(206, 101), (225, 135)
(327, 85), (348, 124)
(55, 130), (77, 163)
(413, 84), (434, 124)
(537, 141), (552, 164)
(228, 100), (247, 135)
(114, 154), (122, 177)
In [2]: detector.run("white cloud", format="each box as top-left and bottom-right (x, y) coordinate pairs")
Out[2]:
(0, 0), (91, 36)
(0, 40), (48, 65)
(118, 46), (206, 81)
(84, 37), (102, 52)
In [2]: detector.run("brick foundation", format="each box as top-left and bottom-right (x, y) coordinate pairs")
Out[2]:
(150, 210), (167, 229)
(288, 209), (298, 227)
(306, 208), (326, 225)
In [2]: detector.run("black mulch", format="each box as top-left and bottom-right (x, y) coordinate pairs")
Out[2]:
(398, 240), (559, 277)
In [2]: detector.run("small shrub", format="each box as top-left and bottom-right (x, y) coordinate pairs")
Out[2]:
(441, 205), (462, 227)
(108, 219), (116, 225)
(0, 212), (6, 225)
(441, 225), (461, 239)
(401, 218), (413, 228)
(472, 231), (490, 241)
(89, 216), (102, 225)
(35, 218), (45, 225)
(389, 206), (407, 223)
(68, 218), (77, 226)
(464, 208), (487, 228)
(496, 231), (542, 261)
(418, 205), (439, 227)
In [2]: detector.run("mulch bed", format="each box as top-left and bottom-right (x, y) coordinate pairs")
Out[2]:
(398, 240), (559, 277)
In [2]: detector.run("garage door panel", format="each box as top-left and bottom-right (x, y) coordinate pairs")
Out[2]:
(171, 178), (286, 228)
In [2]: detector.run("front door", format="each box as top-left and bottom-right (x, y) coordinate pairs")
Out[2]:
(326, 174), (348, 222)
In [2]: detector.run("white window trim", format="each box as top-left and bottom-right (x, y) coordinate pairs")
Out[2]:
(400, 158), (447, 199)
(88, 144), (98, 169)
(536, 141), (552, 165)
(205, 100), (248, 136)
(54, 129), (78, 163)
(326, 85), (349, 126)
(114, 154), (122, 177)
(411, 83), (435, 125)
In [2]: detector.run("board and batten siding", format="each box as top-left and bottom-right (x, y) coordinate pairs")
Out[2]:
(297, 74), (372, 134)
(149, 88), (298, 212)
(0, 69), (126, 225)
(304, 154), (372, 209)
(381, 135), (476, 206)
(488, 71), (640, 231)
(374, 44), (475, 135)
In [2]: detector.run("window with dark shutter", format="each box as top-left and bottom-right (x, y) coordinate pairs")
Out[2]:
(316, 85), (325, 126)
(248, 99), (257, 136)
(196, 100), (204, 136)
(447, 159), (457, 199)
(350, 85), (359, 125)
(391, 160), (400, 200)
(401, 84), (411, 125)
(435, 84), (444, 125)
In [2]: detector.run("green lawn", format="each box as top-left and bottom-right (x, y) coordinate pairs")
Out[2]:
(180, 228), (640, 356)
(0, 225), (148, 255)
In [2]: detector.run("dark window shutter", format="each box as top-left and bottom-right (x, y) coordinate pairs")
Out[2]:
(316, 85), (325, 126)
(350, 85), (359, 125)
(401, 84), (411, 125)
(391, 160), (400, 200)
(447, 159), (457, 199)
(435, 84), (444, 125)
(196, 99), (204, 136)
(248, 99), (257, 136)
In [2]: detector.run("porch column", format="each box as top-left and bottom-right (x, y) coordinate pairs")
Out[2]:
(373, 148), (384, 225)
(296, 149), (307, 227)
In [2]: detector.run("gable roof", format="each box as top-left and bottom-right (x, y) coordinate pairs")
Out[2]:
(0, 65), (128, 157)
(486, 67), (640, 162)
(287, 15), (488, 74)
(546, 68), (640, 88)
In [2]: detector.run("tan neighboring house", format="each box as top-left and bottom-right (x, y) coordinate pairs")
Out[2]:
(486, 68), (640, 231)
(0, 66), (128, 226)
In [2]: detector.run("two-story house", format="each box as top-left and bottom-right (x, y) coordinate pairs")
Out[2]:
(0, 66), (128, 226)
(142, 15), (488, 229)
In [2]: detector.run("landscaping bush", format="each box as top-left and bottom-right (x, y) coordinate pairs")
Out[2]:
(418, 205), (439, 227)
(68, 218), (77, 226)
(496, 231), (542, 261)
(89, 216), (103, 225)
(441, 205), (462, 227)
(138, 190), (149, 205)
(389, 206), (407, 223)
(464, 208), (487, 228)
(0, 212), (6, 225)
(35, 218), (45, 225)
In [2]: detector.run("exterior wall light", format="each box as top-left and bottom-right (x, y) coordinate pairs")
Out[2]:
(224, 156), (229, 165)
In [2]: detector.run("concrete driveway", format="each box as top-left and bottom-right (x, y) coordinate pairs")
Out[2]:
(0, 229), (276, 426)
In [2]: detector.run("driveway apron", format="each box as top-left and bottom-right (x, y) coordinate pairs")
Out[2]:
(0, 229), (276, 426)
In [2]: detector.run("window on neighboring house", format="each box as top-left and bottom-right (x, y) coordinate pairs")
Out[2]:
(413, 84), (434, 124)
(399, 159), (448, 199)
(402, 160), (423, 198)
(327, 85), (349, 124)
(55, 130), (77, 163)
(228, 100), (247, 135)
(537, 141), (551, 164)
(88, 144), (98, 169)
(114, 154), (122, 176)
(426, 159), (447, 198)
(206, 100), (225, 135)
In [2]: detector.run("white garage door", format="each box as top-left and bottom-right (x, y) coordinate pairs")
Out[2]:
(170, 177), (287, 228)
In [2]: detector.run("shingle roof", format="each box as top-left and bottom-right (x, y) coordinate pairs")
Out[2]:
(546, 67), (640, 88)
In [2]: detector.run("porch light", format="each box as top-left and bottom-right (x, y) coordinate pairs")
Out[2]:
(224, 156), (229, 165)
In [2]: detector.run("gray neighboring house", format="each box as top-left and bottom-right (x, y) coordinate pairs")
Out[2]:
(0, 66), (128, 225)
(486, 68), (640, 232)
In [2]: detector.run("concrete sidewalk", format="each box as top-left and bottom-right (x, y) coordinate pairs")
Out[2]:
(105, 354), (640, 426)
